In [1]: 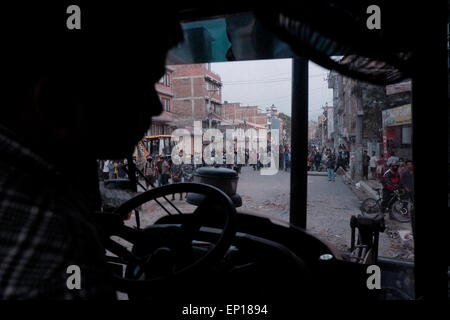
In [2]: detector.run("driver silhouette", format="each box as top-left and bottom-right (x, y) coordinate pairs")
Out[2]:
(0, 3), (182, 299)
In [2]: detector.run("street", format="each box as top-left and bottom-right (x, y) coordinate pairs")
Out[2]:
(116, 166), (413, 299)
(121, 165), (413, 261)
(235, 166), (413, 261)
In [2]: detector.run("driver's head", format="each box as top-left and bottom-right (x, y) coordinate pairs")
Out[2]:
(1, 3), (183, 163)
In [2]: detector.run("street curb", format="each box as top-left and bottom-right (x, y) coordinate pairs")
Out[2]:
(307, 171), (328, 176)
(342, 170), (378, 198)
(308, 170), (379, 198)
(358, 181), (378, 199)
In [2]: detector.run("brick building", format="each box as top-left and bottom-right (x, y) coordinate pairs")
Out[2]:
(171, 63), (223, 129)
(328, 69), (412, 164)
(149, 66), (176, 136)
(222, 102), (267, 129)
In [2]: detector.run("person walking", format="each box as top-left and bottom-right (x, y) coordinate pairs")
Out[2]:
(369, 151), (378, 179)
(284, 149), (290, 172)
(362, 150), (370, 180)
(160, 155), (170, 186)
(327, 154), (336, 182)
(314, 151), (322, 171)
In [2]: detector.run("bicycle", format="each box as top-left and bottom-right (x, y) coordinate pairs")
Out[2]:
(360, 187), (412, 223)
(349, 212), (385, 264)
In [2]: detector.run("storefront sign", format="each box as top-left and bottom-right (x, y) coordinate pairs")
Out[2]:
(382, 104), (412, 127)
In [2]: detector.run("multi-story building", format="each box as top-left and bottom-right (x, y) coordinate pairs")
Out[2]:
(222, 102), (267, 129)
(149, 66), (176, 136)
(171, 63), (223, 129)
(328, 69), (412, 162)
(308, 120), (318, 143)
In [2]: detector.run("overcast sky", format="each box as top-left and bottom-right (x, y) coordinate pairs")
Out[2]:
(210, 59), (333, 122)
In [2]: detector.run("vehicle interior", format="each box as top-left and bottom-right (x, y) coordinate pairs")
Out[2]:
(95, 2), (448, 309)
(2, 1), (444, 310)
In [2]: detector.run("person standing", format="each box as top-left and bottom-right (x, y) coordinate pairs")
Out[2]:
(381, 161), (400, 212)
(160, 155), (170, 186)
(398, 158), (407, 177)
(113, 161), (119, 179)
(327, 154), (336, 182)
(369, 151), (378, 179)
(251, 150), (257, 171)
(284, 149), (290, 172)
(108, 160), (115, 179)
(170, 160), (183, 200)
(156, 155), (163, 186)
(117, 160), (126, 179)
(376, 156), (386, 181)
(307, 151), (314, 171)
(335, 154), (346, 173)
(103, 160), (110, 180)
(400, 160), (414, 198)
(387, 151), (399, 167)
(362, 150), (370, 180)
(279, 149), (285, 171)
(144, 156), (154, 189)
(314, 151), (322, 171)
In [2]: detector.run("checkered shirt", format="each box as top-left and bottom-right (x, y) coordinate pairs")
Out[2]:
(0, 125), (116, 299)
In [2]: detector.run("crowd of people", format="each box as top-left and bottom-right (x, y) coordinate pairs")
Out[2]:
(307, 145), (350, 174)
(99, 146), (294, 193)
(307, 145), (414, 199)
(99, 154), (187, 200)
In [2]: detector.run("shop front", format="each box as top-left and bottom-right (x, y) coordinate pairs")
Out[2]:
(381, 104), (413, 161)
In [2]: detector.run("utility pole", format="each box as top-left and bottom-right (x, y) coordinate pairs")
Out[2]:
(207, 88), (219, 129)
(353, 81), (364, 181)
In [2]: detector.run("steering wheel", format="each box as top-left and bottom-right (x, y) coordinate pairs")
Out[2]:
(104, 182), (237, 296)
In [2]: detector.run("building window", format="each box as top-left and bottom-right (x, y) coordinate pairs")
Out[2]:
(401, 125), (412, 145)
(154, 124), (163, 135)
(159, 73), (170, 86)
(214, 104), (222, 115)
(161, 98), (170, 112)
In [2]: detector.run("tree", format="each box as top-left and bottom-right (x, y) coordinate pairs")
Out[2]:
(277, 112), (292, 139)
